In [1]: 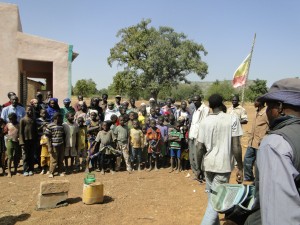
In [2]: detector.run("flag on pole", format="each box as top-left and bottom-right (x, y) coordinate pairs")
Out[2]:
(232, 54), (251, 88)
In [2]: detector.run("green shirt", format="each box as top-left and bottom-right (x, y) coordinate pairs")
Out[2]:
(114, 125), (129, 144)
(60, 106), (75, 123)
(168, 129), (183, 149)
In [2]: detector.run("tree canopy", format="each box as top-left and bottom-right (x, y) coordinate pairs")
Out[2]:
(205, 80), (237, 101)
(245, 79), (268, 101)
(73, 79), (98, 97)
(107, 19), (208, 99)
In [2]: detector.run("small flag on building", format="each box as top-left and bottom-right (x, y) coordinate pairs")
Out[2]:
(232, 53), (251, 88)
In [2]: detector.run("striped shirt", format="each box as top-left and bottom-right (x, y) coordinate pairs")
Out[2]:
(44, 122), (64, 146)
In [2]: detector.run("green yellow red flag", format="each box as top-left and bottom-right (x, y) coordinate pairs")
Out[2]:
(232, 53), (251, 88)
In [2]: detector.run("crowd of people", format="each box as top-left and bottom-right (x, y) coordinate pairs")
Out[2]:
(0, 91), (203, 179)
(1, 77), (299, 225)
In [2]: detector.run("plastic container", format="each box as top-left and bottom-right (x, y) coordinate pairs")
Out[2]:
(84, 173), (96, 185)
(82, 182), (104, 204)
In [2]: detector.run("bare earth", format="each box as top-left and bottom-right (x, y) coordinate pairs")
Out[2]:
(0, 102), (255, 225)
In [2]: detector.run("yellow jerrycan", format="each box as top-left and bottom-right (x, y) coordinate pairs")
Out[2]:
(82, 173), (104, 204)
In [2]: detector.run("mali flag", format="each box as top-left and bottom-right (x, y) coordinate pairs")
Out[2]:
(232, 54), (251, 88)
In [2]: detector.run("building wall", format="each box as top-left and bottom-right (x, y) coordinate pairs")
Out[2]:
(0, 3), (21, 103)
(17, 32), (69, 105)
(0, 3), (72, 106)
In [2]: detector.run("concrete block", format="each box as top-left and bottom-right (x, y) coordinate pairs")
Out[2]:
(37, 192), (68, 209)
(40, 180), (70, 194)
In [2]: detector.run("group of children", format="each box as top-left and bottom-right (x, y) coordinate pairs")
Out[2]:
(0, 95), (192, 178)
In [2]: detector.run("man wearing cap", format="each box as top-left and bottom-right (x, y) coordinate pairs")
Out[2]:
(60, 98), (75, 123)
(245, 78), (300, 225)
(115, 95), (122, 111)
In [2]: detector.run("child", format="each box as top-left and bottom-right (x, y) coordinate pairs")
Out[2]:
(45, 112), (65, 178)
(63, 112), (79, 174)
(168, 121), (184, 173)
(19, 106), (38, 176)
(3, 113), (20, 177)
(149, 108), (158, 122)
(40, 131), (50, 174)
(181, 125), (189, 171)
(87, 111), (101, 139)
(129, 119), (144, 171)
(94, 121), (116, 174)
(168, 114), (176, 128)
(141, 125), (148, 170)
(87, 111), (101, 171)
(127, 111), (136, 130)
(138, 107), (147, 126)
(0, 118), (6, 175)
(163, 112), (170, 126)
(114, 115), (131, 172)
(76, 117), (88, 172)
(146, 119), (161, 171)
(157, 116), (168, 168)
(155, 106), (162, 118)
(74, 101), (87, 123)
(110, 114), (118, 131)
(36, 108), (49, 171)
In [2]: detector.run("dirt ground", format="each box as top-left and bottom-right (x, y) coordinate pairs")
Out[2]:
(0, 102), (255, 225)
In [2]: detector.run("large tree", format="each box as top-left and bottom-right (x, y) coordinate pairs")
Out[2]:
(108, 19), (208, 99)
(73, 79), (97, 97)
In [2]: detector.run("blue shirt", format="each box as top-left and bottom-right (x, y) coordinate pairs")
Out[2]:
(1, 105), (26, 123)
(258, 134), (300, 225)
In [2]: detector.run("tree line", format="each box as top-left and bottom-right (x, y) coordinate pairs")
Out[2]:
(73, 78), (268, 102)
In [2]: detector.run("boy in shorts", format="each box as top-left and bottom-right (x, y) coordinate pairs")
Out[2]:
(4, 113), (20, 177)
(63, 112), (79, 174)
(168, 121), (184, 173)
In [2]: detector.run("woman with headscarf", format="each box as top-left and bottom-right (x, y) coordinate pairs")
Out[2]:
(46, 98), (60, 122)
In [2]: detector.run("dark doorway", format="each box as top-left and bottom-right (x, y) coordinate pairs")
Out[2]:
(19, 59), (53, 105)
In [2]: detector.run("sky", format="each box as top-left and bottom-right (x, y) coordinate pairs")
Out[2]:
(3, 0), (300, 89)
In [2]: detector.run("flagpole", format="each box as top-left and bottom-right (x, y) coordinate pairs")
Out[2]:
(241, 33), (256, 106)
